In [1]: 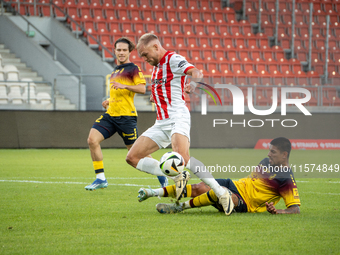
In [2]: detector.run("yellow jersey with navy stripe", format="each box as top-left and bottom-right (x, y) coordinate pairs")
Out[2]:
(233, 158), (301, 213)
(106, 62), (146, 117)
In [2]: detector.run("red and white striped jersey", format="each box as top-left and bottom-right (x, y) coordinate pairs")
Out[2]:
(151, 51), (194, 120)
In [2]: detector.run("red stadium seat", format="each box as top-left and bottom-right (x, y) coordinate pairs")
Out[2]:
(191, 49), (203, 61)
(198, 37), (212, 49)
(215, 50), (227, 62)
(226, 50), (238, 61)
(196, 24), (208, 36)
(211, 38), (222, 49)
(202, 50), (215, 61)
(166, 11), (179, 23)
(219, 25), (229, 37)
(145, 23), (157, 34)
(105, 9), (117, 21)
(182, 24), (195, 36)
(158, 23), (170, 35)
(174, 37), (187, 48)
(169, 24), (181, 35)
(153, 10), (165, 22)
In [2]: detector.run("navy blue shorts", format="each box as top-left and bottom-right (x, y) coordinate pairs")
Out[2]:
(209, 178), (248, 213)
(92, 113), (138, 145)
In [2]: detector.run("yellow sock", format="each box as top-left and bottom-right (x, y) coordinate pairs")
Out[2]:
(93, 161), (105, 180)
(164, 184), (192, 198)
(190, 190), (218, 208)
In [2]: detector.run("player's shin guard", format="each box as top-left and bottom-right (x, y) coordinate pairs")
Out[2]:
(136, 158), (166, 176)
(93, 161), (105, 180)
(163, 184), (192, 198)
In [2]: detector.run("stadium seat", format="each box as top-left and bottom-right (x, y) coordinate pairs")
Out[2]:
(141, 10), (154, 22)
(190, 49), (202, 62)
(0, 83), (8, 104)
(129, 9), (142, 22)
(187, 37), (198, 49)
(37, 92), (52, 105)
(213, 12), (225, 24)
(114, 0), (127, 9)
(177, 11), (190, 23)
(205, 24), (217, 37)
(151, 0), (164, 8)
(174, 37), (186, 48)
(178, 49), (190, 59)
(166, 10), (179, 23)
(198, 0), (210, 11)
(145, 23), (157, 34)
(105, 9), (117, 21)
(192, 62), (207, 74)
(201, 12), (213, 23)
(182, 24), (195, 36)
(21, 79), (37, 104)
(202, 50), (215, 61)
(153, 10), (165, 22)
(226, 50), (238, 61)
(222, 38), (234, 49)
(234, 38), (246, 49)
(161, 36), (174, 48)
(4, 65), (20, 81)
(218, 25), (229, 37)
(169, 24), (181, 35)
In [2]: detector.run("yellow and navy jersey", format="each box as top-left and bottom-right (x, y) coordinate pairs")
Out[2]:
(233, 158), (301, 213)
(106, 62), (146, 117)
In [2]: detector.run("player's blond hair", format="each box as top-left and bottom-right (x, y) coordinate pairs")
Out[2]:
(137, 33), (159, 49)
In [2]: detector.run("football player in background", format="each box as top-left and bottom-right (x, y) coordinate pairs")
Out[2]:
(138, 137), (301, 215)
(126, 33), (235, 215)
(85, 37), (167, 190)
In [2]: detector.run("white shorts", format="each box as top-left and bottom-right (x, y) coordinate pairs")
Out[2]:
(141, 115), (191, 149)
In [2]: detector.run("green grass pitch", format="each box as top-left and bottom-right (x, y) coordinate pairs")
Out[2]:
(0, 148), (339, 254)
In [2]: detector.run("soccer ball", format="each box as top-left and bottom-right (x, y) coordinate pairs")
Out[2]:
(159, 151), (185, 176)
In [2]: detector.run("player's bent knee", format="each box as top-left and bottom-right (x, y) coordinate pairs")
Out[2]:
(125, 153), (137, 168)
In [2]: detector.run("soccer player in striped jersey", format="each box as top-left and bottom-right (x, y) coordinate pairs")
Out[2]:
(85, 37), (167, 191)
(139, 137), (301, 215)
(126, 33), (234, 215)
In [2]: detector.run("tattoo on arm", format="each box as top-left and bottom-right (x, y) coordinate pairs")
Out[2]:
(278, 205), (300, 214)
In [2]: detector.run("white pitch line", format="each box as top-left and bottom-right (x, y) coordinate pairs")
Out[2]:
(304, 191), (340, 196)
(0, 180), (158, 187)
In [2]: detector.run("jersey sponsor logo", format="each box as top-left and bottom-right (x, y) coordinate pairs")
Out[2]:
(152, 78), (167, 85)
(178, 60), (188, 68)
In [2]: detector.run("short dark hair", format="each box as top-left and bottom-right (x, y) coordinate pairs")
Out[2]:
(114, 37), (135, 52)
(270, 137), (291, 158)
(137, 33), (159, 49)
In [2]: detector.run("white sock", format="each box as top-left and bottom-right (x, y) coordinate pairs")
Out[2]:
(96, 172), (105, 181)
(182, 201), (191, 209)
(187, 157), (226, 197)
(136, 158), (166, 176)
(152, 188), (164, 197)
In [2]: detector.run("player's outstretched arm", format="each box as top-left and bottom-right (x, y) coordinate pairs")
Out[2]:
(111, 81), (146, 94)
(184, 68), (203, 94)
(266, 202), (300, 214)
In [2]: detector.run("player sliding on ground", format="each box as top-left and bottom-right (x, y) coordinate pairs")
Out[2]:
(126, 33), (235, 215)
(138, 137), (301, 215)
